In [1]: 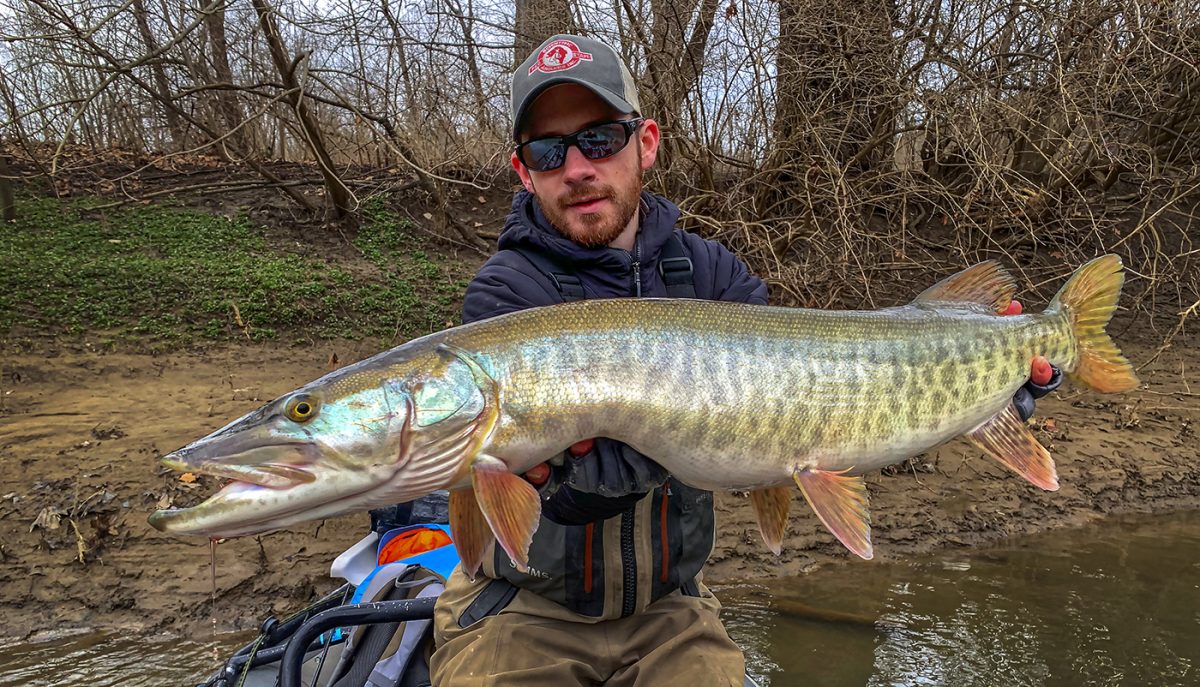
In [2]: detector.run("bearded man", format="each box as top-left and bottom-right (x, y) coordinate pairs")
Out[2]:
(428, 34), (761, 687)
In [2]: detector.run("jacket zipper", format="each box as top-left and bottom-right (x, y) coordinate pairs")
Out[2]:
(659, 480), (670, 583)
(631, 236), (642, 297)
(620, 507), (636, 617)
(619, 235), (642, 616)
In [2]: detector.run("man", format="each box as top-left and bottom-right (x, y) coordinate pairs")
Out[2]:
(429, 34), (760, 687)
(428, 33), (1061, 687)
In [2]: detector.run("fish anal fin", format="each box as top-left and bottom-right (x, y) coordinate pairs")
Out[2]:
(794, 469), (873, 560)
(449, 488), (493, 580)
(749, 487), (791, 555)
(470, 454), (540, 573)
(913, 261), (1017, 313)
(967, 404), (1059, 491)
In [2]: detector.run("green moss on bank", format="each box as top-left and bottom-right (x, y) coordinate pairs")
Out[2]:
(0, 196), (470, 350)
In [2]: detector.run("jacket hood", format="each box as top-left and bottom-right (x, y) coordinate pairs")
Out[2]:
(497, 190), (682, 269)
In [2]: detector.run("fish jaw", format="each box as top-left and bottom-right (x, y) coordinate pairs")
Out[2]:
(148, 454), (404, 538)
(148, 356), (489, 539)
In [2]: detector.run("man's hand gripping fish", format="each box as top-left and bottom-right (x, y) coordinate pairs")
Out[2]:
(149, 255), (1139, 574)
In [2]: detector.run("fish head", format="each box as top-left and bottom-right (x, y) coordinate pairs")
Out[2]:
(149, 348), (484, 539)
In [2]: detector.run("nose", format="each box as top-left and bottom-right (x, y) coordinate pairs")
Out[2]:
(558, 144), (597, 185)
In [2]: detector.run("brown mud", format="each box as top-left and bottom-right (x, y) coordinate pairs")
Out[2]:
(0, 321), (1197, 641)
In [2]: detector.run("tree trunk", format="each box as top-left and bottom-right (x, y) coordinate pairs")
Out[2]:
(251, 0), (353, 221)
(203, 0), (246, 155)
(755, 0), (899, 220)
(378, 0), (420, 132)
(642, 0), (717, 177)
(448, 0), (491, 133)
(513, 0), (575, 67)
(131, 0), (188, 150)
(0, 155), (15, 222)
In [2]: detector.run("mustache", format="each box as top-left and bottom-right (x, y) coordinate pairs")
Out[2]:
(559, 185), (614, 207)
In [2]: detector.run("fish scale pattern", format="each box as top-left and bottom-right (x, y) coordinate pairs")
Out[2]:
(444, 297), (1073, 489)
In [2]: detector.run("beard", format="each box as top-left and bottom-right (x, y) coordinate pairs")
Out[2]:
(537, 163), (643, 248)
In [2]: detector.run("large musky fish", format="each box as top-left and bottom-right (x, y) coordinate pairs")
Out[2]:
(149, 255), (1138, 574)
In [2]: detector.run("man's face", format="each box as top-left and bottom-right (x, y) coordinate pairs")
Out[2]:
(511, 84), (659, 248)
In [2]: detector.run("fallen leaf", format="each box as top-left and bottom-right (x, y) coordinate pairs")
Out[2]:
(31, 507), (62, 532)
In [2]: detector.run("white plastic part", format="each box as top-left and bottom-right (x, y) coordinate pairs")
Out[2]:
(330, 531), (380, 586)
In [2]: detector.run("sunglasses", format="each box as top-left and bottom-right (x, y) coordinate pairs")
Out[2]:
(515, 118), (644, 172)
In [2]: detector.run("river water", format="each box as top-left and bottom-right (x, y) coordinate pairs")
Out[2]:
(721, 510), (1200, 686)
(1, 511), (1196, 686)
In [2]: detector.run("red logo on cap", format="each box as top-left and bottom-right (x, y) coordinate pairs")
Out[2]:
(529, 39), (593, 75)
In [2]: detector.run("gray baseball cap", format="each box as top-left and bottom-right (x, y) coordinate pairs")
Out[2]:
(510, 34), (641, 141)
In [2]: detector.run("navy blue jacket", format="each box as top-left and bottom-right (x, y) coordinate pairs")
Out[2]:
(463, 191), (767, 317)
(460, 189), (767, 618)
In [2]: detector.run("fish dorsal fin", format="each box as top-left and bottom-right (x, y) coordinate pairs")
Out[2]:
(794, 469), (873, 560)
(750, 487), (792, 555)
(967, 403), (1059, 491)
(913, 261), (1017, 313)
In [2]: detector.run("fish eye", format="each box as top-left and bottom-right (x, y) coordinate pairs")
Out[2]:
(284, 394), (319, 423)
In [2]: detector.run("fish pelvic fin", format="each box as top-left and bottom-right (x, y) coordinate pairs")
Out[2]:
(913, 260), (1017, 313)
(1049, 255), (1139, 393)
(968, 404), (1059, 491)
(750, 487), (791, 555)
(470, 454), (541, 573)
(449, 487), (493, 580)
(794, 469), (872, 560)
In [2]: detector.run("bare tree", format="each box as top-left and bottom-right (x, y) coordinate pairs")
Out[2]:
(514, 0), (575, 67)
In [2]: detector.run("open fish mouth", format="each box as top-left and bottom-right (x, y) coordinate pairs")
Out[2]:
(162, 456), (316, 489)
(160, 442), (320, 489)
(147, 439), (373, 537)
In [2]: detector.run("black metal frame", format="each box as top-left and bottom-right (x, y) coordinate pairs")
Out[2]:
(278, 596), (438, 687)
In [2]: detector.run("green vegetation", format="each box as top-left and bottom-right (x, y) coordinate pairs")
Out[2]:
(0, 196), (471, 350)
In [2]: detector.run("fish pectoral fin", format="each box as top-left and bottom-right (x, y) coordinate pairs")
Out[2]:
(912, 261), (1017, 313)
(794, 469), (873, 560)
(967, 404), (1059, 491)
(750, 487), (791, 555)
(449, 487), (493, 580)
(470, 454), (541, 573)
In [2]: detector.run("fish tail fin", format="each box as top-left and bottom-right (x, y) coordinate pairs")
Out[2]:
(1048, 255), (1139, 393)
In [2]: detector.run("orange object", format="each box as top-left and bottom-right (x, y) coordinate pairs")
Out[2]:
(525, 463), (551, 485)
(1030, 355), (1053, 386)
(377, 526), (452, 565)
(1002, 299), (1023, 315)
(569, 438), (595, 457)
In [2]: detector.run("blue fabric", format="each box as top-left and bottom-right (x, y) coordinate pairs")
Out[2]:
(351, 524), (458, 603)
(462, 190), (768, 322)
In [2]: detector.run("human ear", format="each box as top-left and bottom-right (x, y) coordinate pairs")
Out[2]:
(511, 150), (535, 193)
(637, 118), (660, 171)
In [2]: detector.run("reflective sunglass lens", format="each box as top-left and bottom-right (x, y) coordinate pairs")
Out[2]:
(526, 140), (565, 171)
(520, 120), (639, 172)
(577, 124), (624, 160)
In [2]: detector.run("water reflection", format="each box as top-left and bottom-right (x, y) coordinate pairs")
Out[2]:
(2, 512), (1196, 686)
(0, 629), (248, 687)
(721, 511), (1200, 687)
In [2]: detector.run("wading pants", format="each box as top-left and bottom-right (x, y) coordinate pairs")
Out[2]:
(429, 567), (745, 687)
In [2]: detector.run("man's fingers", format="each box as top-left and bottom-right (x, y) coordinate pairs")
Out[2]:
(1030, 355), (1053, 386)
(569, 438), (595, 457)
(525, 462), (551, 486)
